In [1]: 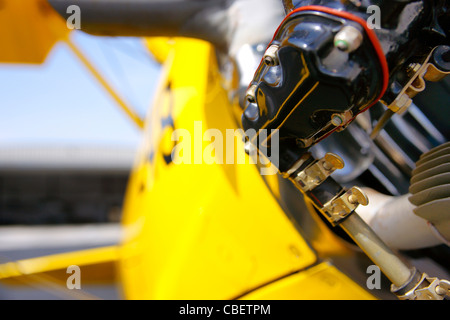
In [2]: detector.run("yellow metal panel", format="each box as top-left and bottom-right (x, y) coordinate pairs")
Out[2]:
(240, 262), (376, 300)
(118, 38), (318, 300)
(0, 0), (68, 64)
(0, 245), (119, 294)
(145, 37), (176, 64)
(0, 246), (119, 299)
(0, 246), (119, 280)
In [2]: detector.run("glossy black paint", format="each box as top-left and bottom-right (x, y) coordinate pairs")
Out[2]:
(242, 9), (385, 172)
(243, 0), (449, 174)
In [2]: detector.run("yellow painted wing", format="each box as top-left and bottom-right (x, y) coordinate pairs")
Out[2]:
(0, 0), (68, 64)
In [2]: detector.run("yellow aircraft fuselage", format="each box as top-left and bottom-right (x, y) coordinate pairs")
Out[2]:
(0, 1), (377, 299)
(118, 38), (376, 300)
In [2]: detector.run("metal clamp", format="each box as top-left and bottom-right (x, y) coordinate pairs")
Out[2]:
(395, 272), (450, 300)
(322, 186), (369, 225)
(416, 277), (450, 300)
(387, 46), (450, 114)
(293, 153), (344, 192)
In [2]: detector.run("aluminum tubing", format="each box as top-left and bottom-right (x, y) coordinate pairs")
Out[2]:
(340, 212), (413, 288)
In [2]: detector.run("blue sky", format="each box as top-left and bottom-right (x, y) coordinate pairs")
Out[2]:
(0, 31), (161, 149)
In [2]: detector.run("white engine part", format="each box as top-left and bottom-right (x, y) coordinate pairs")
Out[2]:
(358, 188), (448, 250)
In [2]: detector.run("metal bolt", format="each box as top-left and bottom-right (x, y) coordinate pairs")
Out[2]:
(244, 141), (256, 155)
(334, 26), (363, 53)
(348, 194), (358, 204)
(407, 63), (421, 75)
(331, 114), (344, 127)
(322, 161), (333, 171)
(435, 286), (446, 296)
(263, 45), (280, 66)
(348, 186), (369, 206)
(323, 153), (345, 171)
(245, 84), (257, 103)
(297, 138), (313, 148)
(435, 280), (450, 296)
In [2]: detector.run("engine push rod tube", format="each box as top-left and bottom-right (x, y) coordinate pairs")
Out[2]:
(287, 153), (415, 294)
(339, 213), (414, 289)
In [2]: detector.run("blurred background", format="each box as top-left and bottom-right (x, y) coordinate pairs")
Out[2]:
(0, 30), (161, 299)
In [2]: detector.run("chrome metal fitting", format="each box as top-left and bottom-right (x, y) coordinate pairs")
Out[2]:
(393, 271), (450, 300)
(322, 186), (369, 224)
(263, 44), (280, 66)
(334, 25), (363, 53)
(245, 84), (257, 103)
(330, 110), (353, 131)
(293, 153), (344, 192)
(244, 140), (256, 156)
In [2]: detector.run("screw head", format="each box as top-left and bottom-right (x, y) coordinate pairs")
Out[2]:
(263, 45), (280, 66)
(323, 153), (345, 170)
(331, 114), (344, 127)
(348, 186), (369, 206)
(245, 84), (257, 103)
